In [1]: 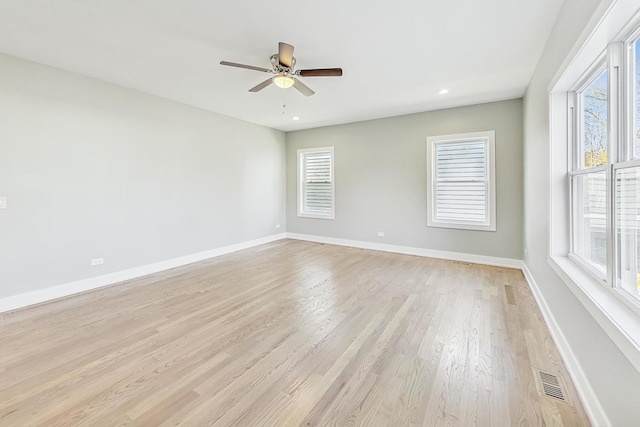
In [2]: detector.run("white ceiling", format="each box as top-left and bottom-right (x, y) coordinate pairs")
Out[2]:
(0, 0), (564, 132)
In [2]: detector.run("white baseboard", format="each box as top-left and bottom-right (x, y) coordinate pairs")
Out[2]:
(0, 233), (287, 314)
(522, 265), (610, 427)
(285, 232), (524, 269)
(2, 232), (520, 314)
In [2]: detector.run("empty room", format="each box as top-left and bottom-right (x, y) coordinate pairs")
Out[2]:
(1, 0), (640, 426)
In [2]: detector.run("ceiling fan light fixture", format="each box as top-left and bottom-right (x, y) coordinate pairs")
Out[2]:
(273, 74), (295, 89)
(220, 42), (341, 96)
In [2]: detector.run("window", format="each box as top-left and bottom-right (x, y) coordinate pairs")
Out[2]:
(568, 34), (640, 307)
(570, 68), (609, 276)
(426, 131), (496, 231)
(549, 1), (640, 377)
(297, 147), (334, 219)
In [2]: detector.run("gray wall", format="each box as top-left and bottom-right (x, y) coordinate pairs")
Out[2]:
(286, 99), (523, 260)
(523, 0), (640, 424)
(0, 53), (286, 299)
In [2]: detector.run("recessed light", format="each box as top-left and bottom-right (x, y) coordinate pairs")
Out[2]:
(439, 89), (449, 95)
(293, 116), (300, 121)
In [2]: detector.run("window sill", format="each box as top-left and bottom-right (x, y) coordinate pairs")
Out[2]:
(427, 220), (496, 232)
(297, 212), (335, 220)
(549, 255), (640, 373)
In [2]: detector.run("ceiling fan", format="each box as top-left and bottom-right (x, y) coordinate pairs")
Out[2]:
(220, 42), (343, 97)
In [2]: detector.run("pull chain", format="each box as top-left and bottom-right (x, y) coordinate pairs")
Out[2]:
(282, 85), (288, 116)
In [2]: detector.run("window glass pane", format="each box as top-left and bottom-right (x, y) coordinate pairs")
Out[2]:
(635, 38), (640, 157)
(581, 71), (608, 168)
(573, 171), (607, 274)
(615, 166), (640, 302)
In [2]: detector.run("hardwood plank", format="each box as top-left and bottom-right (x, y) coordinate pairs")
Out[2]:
(504, 284), (517, 305)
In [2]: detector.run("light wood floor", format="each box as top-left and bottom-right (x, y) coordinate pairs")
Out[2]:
(0, 239), (590, 426)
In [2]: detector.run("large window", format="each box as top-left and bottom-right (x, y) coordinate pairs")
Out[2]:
(426, 131), (496, 231)
(569, 34), (640, 307)
(297, 147), (335, 219)
(549, 0), (640, 378)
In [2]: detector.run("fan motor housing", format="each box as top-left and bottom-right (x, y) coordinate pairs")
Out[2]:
(270, 54), (296, 74)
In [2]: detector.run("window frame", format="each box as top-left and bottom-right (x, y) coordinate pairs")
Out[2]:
(297, 146), (335, 220)
(566, 30), (640, 316)
(568, 62), (610, 283)
(612, 159), (640, 306)
(426, 131), (496, 232)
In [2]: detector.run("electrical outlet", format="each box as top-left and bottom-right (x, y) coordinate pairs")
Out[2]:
(524, 248), (528, 259)
(91, 258), (104, 266)
(275, 224), (281, 229)
(0, 197), (6, 210)
(377, 231), (385, 237)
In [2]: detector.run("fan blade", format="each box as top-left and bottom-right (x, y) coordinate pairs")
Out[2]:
(293, 79), (315, 97)
(220, 61), (271, 73)
(299, 68), (343, 77)
(248, 78), (274, 92)
(278, 42), (294, 68)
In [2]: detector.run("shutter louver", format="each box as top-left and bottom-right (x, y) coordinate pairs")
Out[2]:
(435, 140), (487, 223)
(304, 152), (333, 215)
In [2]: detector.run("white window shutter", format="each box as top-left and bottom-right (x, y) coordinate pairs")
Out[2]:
(298, 147), (335, 219)
(435, 140), (487, 222)
(304, 152), (332, 214)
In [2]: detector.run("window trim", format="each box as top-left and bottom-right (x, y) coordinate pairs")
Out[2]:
(426, 131), (496, 232)
(297, 146), (335, 220)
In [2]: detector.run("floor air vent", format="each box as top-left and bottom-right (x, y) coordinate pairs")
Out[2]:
(535, 369), (566, 402)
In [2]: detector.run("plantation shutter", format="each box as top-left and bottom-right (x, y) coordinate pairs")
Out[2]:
(303, 151), (333, 215)
(434, 140), (488, 223)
